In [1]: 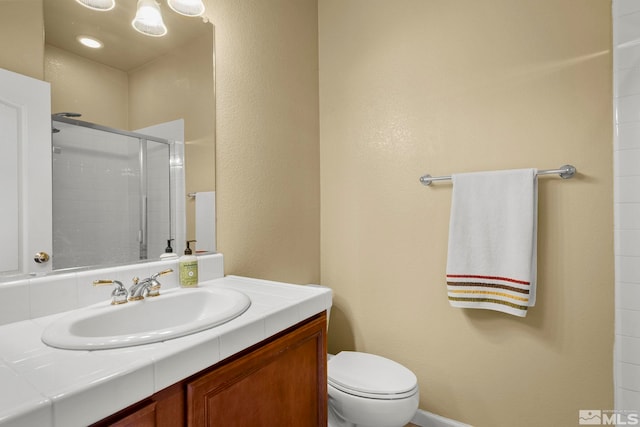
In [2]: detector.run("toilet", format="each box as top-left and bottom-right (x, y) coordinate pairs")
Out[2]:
(308, 284), (420, 426)
(327, 351), (419, 427)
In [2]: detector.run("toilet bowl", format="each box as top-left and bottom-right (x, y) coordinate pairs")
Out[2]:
(306, 284), (420, 426)
(327, 351), (419, 427)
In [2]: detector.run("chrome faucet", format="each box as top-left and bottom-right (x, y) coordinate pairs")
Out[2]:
(128, 268), (174, 301)
(93, 280), (129, 305)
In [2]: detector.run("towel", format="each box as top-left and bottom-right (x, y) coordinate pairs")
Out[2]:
(195, 191), (216, 253)
(446, 168), (538, 317)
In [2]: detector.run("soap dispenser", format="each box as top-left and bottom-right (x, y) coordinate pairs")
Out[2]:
(160, 239), (178, 260)
(179, 240), (198, 287)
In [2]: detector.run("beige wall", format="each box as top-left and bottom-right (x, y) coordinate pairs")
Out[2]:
(210, 0), (320, 284)
(45, 45), (129, 129)
(319, 1), (613, 426)
(0, 0), (44, 80)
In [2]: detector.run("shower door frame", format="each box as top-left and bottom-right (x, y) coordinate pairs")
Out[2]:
(51, 116), (173, 268)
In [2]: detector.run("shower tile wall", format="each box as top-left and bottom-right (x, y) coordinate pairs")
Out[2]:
(614, 0), (640, 412)
(52, 124), (140, 269)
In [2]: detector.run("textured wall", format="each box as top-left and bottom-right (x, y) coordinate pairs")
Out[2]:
(45, 45), (129, 129)
(0, 0), (44, 80)
(210, 0), (320, 284)
(319, 1), (613, 426)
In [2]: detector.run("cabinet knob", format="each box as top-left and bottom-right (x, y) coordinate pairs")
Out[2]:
(34, 252), (50, 264)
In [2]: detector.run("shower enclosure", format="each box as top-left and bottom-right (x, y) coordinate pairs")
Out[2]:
(51, 117), (182, 271)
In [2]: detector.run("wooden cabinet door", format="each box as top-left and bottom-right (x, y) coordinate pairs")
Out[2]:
(91, 383), (184, 427)
(187, 314), (327, 427)
(107, 402), (156, 427)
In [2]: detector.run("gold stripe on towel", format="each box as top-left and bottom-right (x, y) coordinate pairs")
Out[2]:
(447, 281), (530, 294)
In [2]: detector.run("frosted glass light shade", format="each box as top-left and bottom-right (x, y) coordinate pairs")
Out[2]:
(75, 0), (115, 11)
(132, 0), (167, 37)
(167, 0), (205, 17)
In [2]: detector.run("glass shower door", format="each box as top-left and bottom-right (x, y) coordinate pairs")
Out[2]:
(51, 119), (171, 270)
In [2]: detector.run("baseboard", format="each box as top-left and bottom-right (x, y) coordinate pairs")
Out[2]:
(410, 409), (472, 427)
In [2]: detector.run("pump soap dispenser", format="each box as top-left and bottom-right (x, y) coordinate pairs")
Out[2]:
(179, 240), (198, 287)
(160, 239), (178, 260)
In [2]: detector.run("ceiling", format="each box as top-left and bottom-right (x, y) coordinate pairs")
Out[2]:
(44, 0), (211, 71)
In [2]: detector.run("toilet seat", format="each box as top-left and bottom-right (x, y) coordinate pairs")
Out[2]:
(328, 351), (418, 400)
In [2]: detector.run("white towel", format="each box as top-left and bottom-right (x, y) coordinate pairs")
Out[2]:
(446, 168), (538, 317)
(195, 191), (216, 253)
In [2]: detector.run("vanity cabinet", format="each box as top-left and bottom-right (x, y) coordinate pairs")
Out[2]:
(92, 313), (327, 427)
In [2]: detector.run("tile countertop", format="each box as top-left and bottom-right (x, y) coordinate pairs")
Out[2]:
(0, 276), (332, 427)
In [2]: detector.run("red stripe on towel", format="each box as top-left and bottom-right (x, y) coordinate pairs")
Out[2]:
(446, 274), (530, 286)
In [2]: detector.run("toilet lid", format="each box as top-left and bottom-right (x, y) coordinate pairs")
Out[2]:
(328, 351), (417, 399)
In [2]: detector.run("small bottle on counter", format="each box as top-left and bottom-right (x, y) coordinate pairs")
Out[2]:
(179, 240), (198, 287)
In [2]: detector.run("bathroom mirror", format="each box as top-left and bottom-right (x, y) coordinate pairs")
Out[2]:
(0, 0), (215, 278)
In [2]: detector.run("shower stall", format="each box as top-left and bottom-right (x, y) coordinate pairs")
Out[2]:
(51, 117), (183, 271)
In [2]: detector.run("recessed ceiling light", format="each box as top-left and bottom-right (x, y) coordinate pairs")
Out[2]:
(77, 36), (104, 49)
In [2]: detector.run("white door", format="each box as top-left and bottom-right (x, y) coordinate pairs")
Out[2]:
(0, 68), (52, 276)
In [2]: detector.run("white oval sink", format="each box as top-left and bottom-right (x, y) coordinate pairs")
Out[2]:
(42, 287), (251, 350)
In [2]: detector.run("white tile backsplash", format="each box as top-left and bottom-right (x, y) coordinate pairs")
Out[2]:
(29, 275), (78, 319)
(615, 1), (640, 412)
(0, 254), (224, 327)
(0, 282), (30, 325)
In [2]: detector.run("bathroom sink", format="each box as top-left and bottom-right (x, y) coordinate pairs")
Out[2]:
(42, 287), (251, 350)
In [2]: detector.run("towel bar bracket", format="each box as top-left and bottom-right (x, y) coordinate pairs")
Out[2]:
(557, 164), (576, 180)
(419, 164), (577, 186)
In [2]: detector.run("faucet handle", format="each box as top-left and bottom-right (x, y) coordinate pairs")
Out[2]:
(93, 280), (129, 305)
(146, 269), (173, 297)
(151, 268), (174, 279)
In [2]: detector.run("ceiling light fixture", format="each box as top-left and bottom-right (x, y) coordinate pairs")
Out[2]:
(74, 0), (115, 11)
(132, 0), (168, 37)
(167, 0), (205, 17)
(75, 0), (206, 38)
(77, 36), (104, 49)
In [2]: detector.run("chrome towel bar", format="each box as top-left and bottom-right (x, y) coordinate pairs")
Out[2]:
(419, 164), (577, 186)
